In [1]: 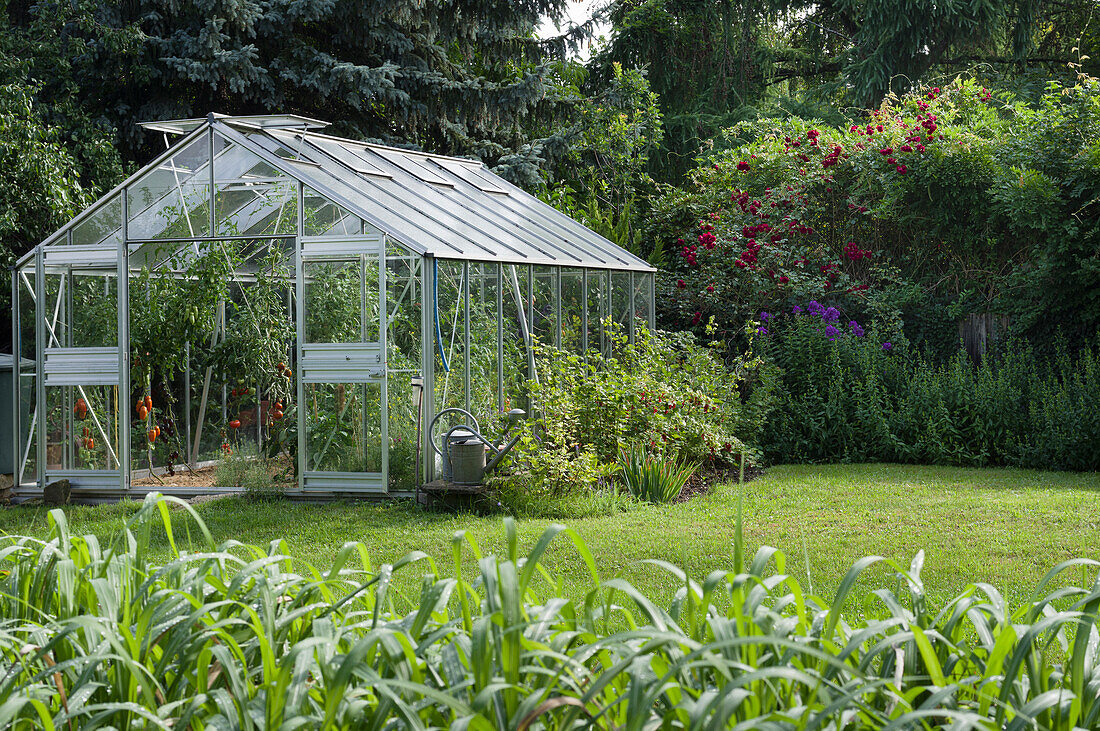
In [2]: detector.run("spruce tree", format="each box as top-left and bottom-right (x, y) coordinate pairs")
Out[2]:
(6, 0), (593, 182)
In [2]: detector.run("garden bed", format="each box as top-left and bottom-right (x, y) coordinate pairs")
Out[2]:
(676, 463), (763, 502)
(131, 455), (294, 490)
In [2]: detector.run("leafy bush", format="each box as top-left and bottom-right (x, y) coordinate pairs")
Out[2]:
(213, 452), (249, 487)
(762, 304), (1100, 470)
(242, 461), (282, 501)
(6, 494), (1100, 727)
(496, 322), (776, 501)
(618, 444), (696, 502)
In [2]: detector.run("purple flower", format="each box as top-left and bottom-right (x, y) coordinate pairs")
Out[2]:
(824, 324), (839, 340)
(757, 326), (769, 335)
(822, 306), (840, 323)
(792, 305), (803, 315)
(849, 321), (864, 337)
(760, 311), (774, 321)
(807, 300), (824, 316)
(882, 341), (893, 351)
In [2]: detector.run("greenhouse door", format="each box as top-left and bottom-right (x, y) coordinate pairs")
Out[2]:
(296, 237), (388, 495)
(35, 246), (126, 496)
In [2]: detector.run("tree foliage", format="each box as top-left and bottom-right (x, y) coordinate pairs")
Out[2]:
(3, 0), (594, 184)
(590, 0), (1100, 181)
(540, 63), (664, 257)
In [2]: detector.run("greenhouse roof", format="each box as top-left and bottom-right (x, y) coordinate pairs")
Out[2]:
(30, 114), (654, 272)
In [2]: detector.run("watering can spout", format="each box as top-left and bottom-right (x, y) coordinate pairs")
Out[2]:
(484, 409), (527, 475)
(484, 432), (523, 475)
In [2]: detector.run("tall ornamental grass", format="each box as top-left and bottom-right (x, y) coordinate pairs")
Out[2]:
(4, 493), (1100, 728)
(618, 444), (697, 503)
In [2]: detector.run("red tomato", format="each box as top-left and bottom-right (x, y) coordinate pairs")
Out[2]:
(147, 428), (157, 443)
(229, 419), (241, 429)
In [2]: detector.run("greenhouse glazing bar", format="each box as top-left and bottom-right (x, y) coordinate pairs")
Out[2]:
(119, 193), (130, 494)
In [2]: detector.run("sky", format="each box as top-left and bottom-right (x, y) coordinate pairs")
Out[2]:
(537, 0), (609, 61)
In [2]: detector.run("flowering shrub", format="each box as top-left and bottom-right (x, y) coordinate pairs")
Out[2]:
(651, 76), (1100, 348)
(761, 310), (1100, 471)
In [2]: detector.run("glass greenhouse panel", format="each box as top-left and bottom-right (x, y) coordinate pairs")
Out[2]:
(303, 257), (380, 344)
(16, 272), (37, 483)
(45, 384), (120, 471)
(531, 266), (556, 348)
(39, 272), (66, 348)
(502, 263), (529, 410)
(71, 195), (122, 247)
(386, 244), (421, 371)
(434, 260), (466, 414)
(469, 262), (500, 421)
(213, 134), (298, 237)
(386, 372), (419, 492)
(303, 382), (383, 473)
(636, 272), (654, 329)
(303, 186), (365, 237)
(611, 271), (631, 341)
(587, 269), (609, 355)
(559, 267), (584, 353)
(71, 273), (118, 347)
(126, 135), (212, 240)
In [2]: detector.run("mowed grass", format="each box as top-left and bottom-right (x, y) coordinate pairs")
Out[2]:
(2, 463), (1099, 611)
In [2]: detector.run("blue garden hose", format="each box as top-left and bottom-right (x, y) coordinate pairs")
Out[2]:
(433, 259), (450, 373)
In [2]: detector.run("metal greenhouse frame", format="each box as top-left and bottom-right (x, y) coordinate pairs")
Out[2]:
(10, 113), (655, 502)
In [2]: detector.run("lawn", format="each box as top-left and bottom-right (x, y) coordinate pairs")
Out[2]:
(2, 462), (1099, 611)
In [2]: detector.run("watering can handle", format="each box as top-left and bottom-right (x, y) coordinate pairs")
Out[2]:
(428, 407), (481, 458)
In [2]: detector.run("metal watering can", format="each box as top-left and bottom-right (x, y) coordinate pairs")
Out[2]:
(429, 407), (527, 485)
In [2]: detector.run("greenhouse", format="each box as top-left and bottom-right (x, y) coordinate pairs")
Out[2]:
(10, 113), (655, 501)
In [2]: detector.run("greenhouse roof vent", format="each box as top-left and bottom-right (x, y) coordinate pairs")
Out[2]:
(139, 113), (330, 136)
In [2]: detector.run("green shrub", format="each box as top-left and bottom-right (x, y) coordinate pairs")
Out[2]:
(242, 461), (283, 501)
(618, 443), (697, 502)
(492, 321), (775, 501)
(6, 494), (1100, 727)
(763, 305), (1100, 470)
(213, 453), (249, 487)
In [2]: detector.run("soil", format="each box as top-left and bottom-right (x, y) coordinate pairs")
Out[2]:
(132, 464), (222, 488)
(676, 463), (764, 503)
(131, 455), (294, 489)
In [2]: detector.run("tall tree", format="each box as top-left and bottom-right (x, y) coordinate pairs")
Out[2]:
(591, 0), (1100, 181)
(4, 0), (594, 183)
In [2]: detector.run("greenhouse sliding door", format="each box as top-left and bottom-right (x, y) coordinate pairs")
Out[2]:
(35, 245), (126, 496)
(296, 237), (388, 494)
